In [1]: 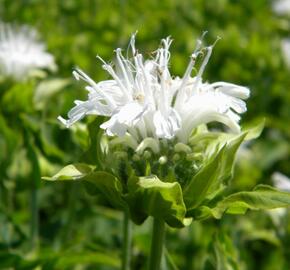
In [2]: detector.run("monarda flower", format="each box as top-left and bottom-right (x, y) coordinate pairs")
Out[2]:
(0, 22), (55, 80)
(59, 34), (250, 149)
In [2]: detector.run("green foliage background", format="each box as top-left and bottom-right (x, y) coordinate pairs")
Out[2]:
(1, 0), (290, 269)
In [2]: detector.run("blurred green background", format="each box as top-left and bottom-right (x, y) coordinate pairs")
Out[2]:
(1, 0), (290, 269)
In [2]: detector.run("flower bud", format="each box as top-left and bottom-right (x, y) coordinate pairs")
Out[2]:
(173, 153), (181, 161)
(174, 143), (192, 154)
(158, 156), (167, 165)
(186, 153), (203, 161)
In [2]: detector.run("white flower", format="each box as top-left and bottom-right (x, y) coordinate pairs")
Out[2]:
(59, 34), (249, 145)
(281, 38), (290, 68)
(272, 172), (290, 192)
(0, 22), (55, 80)
(268, 172), (290, 228)
(272, 0), (290, 15)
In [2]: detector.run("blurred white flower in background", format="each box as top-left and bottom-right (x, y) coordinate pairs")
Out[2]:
(273, 0), (290, 15)
(272, 172), (290, 191)
(268, 172), (290, 228)
(281, 38), (290, 68)
(272, 1), (290, 68)
(59, 34), (249, 146)
(0, 22), (56, 80)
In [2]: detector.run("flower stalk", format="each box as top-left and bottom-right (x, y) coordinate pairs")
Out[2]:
(30, 182), (39, 250)
(148, 218), (166, 270)
(122, 210), (132, 270)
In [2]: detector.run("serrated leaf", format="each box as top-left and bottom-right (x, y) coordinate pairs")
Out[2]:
(126, 175), (190, 228)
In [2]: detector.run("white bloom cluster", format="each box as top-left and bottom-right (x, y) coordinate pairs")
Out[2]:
(272, 172), (290, 192)
(281, 38), (290, 68)
(0, 22), (55, 80)
(59, 34), (250, 144)
(272, 0), (290, 15)
(268, 172), (290, 227)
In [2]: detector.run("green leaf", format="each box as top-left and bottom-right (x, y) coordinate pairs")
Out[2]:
(192, 185), (290, 220)
(213, 233), (241, 270)
(0, 252), (21, 268)
(216, 133), (247, 185)
(244, 229), (281, 246)
(33, 78), (71, 109)
(183, 145), (225, 209)
(126, 175), (190, 228)
(43, 163), (94, 181)
(43, 164), (126, 209)
(81, 116), (106, 168)
(54, 251), (120, 269)
(1, 82), (36, 113)
(24, 129), (41, 188)
(0, 252), (39, 270)
(184, 133), (246, 210)
(242, 118), (265, 140)
(0, 114), (18, 172)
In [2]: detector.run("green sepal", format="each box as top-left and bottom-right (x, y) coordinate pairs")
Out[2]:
(43, 164), (126, 210)
(126, 175), (191, 228)
(190, 184), (290, 220)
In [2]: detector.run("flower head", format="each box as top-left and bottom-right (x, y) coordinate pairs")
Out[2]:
(59, 34), (249, 146)
(0, 22), (55, 80)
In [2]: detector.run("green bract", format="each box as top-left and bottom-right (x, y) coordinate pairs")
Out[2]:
(126, 175), (189, 227)
(42, 118), (290, 229)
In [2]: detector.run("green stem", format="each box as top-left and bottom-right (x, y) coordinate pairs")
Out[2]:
(122, 210), (132, 270)
(26, 131), (40, 251)
(148, 218), (166, 270)
(30, 183), (38, 250)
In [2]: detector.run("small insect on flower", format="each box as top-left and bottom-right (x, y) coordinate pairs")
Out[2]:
(59, 33), (250, 148)
(0, 22), (56, 80)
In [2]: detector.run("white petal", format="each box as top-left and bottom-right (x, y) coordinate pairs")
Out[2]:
(210, 82), (250, 99)
(100, 102), (147, 137)
(228, 96), (247, 113)
(100, 115), (127, 137)
(116, 102), (146, 125)
(59, 99), (111, 127)
(153, 109), (181, 139)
